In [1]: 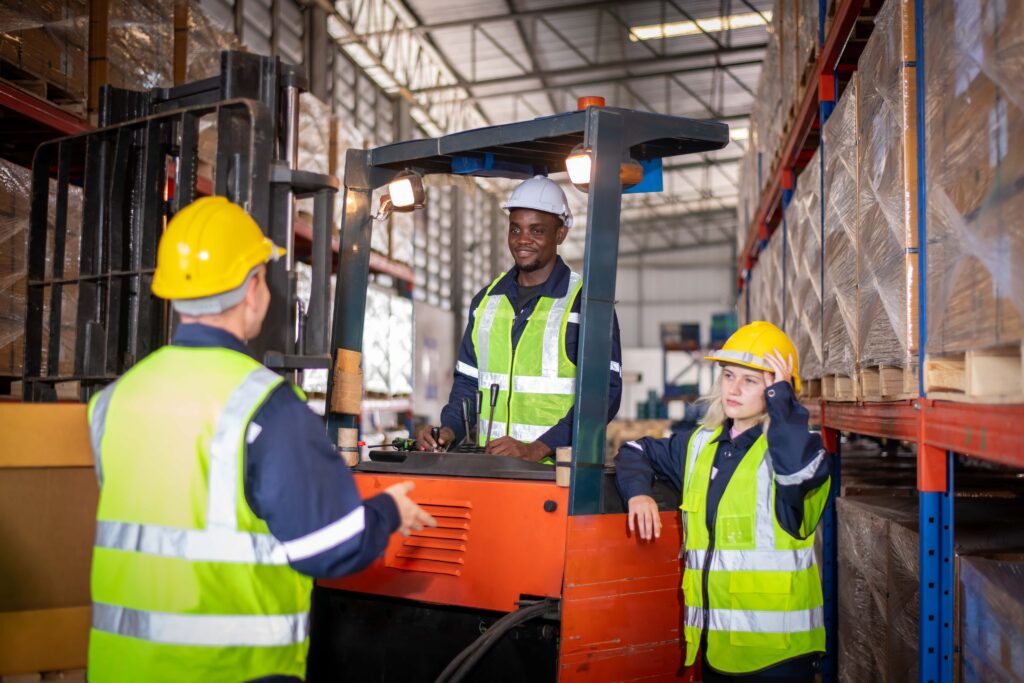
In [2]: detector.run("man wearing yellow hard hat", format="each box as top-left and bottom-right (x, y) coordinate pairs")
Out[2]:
(85, 196), (436, 683)
(615, 321), (831, 682)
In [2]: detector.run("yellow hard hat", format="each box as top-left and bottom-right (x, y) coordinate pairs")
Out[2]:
(704, 320), (801, 392)
(152, 197), (285, 301)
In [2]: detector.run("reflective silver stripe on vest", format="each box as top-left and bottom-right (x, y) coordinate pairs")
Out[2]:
(207, 367), (283, 529)
(709, 349), (769, 369)
(513, 375), (576, 395)
(475, 421), (548, 443)
(474, 291), (503, 374)
(755, 453), (776, 548)
(774, 449), (827, 486)
(509, 422), (549, 443)
(455, 361), (479, 379)
(95, 520), (289, 565)
(281, 506), (365, 562)
(540, 271), (581, 380)
(89, 381), (119, 488)
(685, 605), (824, 634)
(478, 371), (510, 392)
(92, 602), (308, 647)
(610, 361), (622, 374)
(685, 428), (715, 491)
(685, 548), (815, 573)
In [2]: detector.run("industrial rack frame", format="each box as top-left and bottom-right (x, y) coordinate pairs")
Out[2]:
(737, 2), (1023, 682)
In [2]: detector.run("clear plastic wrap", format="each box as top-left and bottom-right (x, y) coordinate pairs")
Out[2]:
(780, 0), (796, 123)
(363, 287), (391, 395)
(960, 556), (1024, 682)
(107, 0), (173, 91)
(786, 148), (823, 379)
(388, 295), (413, 396)
(186, 0), (243, 82)
(746, 226), (784, 328)
(0, 159), (81, 379)
(390, 210), (415, 267)
(298, 93), (331, 176)
(838, 495), (1024, 682)
(822, 74), (858, 377)
(856, 0), (918, 370)
(798, 0), (819, 77)
(0, 0), (87, 101)
(924, 0), (1024, 353)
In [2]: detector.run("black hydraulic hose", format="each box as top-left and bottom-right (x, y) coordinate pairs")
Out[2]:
(434, 600), (554, 683)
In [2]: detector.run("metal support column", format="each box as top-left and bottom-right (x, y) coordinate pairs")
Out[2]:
(569, 108), (625, 515)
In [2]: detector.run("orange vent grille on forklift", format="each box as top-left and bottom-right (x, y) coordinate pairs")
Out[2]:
(386, 499), (472, 576)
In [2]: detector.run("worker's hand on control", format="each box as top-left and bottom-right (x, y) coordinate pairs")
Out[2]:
(414, 425), (455, 452)
(763, 348), (794, 387)
(627, 495), (662, 541)
(485, 436), (549, 461)
(384, 481), (437, 537)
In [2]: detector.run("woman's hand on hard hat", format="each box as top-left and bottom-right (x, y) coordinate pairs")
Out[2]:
(627, 495), (662, 541)
(763, 348), (794, 387)
(384, 481), (438, 537)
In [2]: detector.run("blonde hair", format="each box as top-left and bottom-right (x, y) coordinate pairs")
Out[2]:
(698, 368), (771, 432)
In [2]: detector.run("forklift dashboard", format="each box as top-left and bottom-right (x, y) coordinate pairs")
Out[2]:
(360, 450), (556, 481)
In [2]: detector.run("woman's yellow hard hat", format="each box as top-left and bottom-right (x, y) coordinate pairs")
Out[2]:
(704, 321), (801, 392)
(152, 197), (285, 301)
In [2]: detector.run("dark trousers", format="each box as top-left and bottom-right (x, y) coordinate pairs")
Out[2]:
(701, 652), (818, 682)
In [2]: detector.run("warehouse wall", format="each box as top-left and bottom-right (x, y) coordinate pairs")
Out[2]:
(612, 243), (737, 349)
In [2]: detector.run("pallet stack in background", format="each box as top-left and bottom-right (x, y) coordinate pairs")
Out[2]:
(0, 1), (420, 399)
(923, 0), (1024, 403)
(740, 0), (1023, 403)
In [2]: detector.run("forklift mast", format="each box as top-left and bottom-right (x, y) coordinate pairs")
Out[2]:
(22, 51), (337, 402)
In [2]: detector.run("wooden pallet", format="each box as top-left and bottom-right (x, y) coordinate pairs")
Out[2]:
(924, 344), (1024, 404)
(799, 377), (822, 400)
(0, 58), (86, 118)
(859, 363), (919, 402)
(822, 373), (858, 401)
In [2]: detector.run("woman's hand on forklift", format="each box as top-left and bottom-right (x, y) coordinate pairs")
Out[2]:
(415, 425), (455, 452)
(627, 495), (662, 541)
(384, 481), (438, 536)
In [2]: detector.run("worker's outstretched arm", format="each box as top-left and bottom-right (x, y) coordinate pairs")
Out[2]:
(244, 384), (402, 578)
(765, 381), (831, 539)
(536, 306), (624, 451)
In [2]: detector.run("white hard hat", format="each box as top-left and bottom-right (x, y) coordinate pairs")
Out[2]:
(501, 175), (574, 228)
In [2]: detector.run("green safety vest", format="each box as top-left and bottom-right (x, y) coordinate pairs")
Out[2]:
(86, 345), (313, 683)
(466, 271), (583, 452)
(680, 426), (830, 673)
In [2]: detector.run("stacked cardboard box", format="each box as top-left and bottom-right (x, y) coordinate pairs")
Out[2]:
(959, 555), (1024, 682)
(107, 0), (173, 91)
(924, 0), (1024, 355)
(0, 0), (87, 103)
(822, 74), (859, 386)
(745, 224), (784, 328)
(838, 495), (1024, 682)
(856, 0), (919, 398)
(785, 148), (824, 381)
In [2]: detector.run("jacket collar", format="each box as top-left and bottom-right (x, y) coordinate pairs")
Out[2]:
(489, 255), (572, 301)
(172, 323), (252, 357)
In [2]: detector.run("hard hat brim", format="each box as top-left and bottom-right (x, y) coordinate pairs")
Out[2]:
(704, 353), (802, 393)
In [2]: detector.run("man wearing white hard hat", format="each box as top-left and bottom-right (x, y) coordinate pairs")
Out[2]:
(416, 176), (622, 462)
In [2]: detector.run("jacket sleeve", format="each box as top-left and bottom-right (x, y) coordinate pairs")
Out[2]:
(613, 428), (691, 503)
(536, 302), (623, 451)
(764, 381), (831, 539)
(244, 384), (401, 578)
(440, 287), (487, 443)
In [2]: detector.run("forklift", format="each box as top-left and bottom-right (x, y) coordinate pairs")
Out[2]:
(311, 99), (727, 681)
(16, 52), (727, 681)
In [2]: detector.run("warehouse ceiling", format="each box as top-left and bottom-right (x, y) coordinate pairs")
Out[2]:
(328, 0), (770, 260)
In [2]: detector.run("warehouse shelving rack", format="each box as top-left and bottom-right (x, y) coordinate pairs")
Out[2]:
(737, 1), (1024, 682)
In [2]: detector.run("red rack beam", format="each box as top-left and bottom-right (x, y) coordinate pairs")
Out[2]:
(819, 400), (919, 441)
(0, 81), (92, 136)
(922, 400), (1024, 469)
(820, 0), (869, 75)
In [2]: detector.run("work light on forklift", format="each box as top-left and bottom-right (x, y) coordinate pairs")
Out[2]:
(565, 145), (644, 193)
(388, 170), (425, 210)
